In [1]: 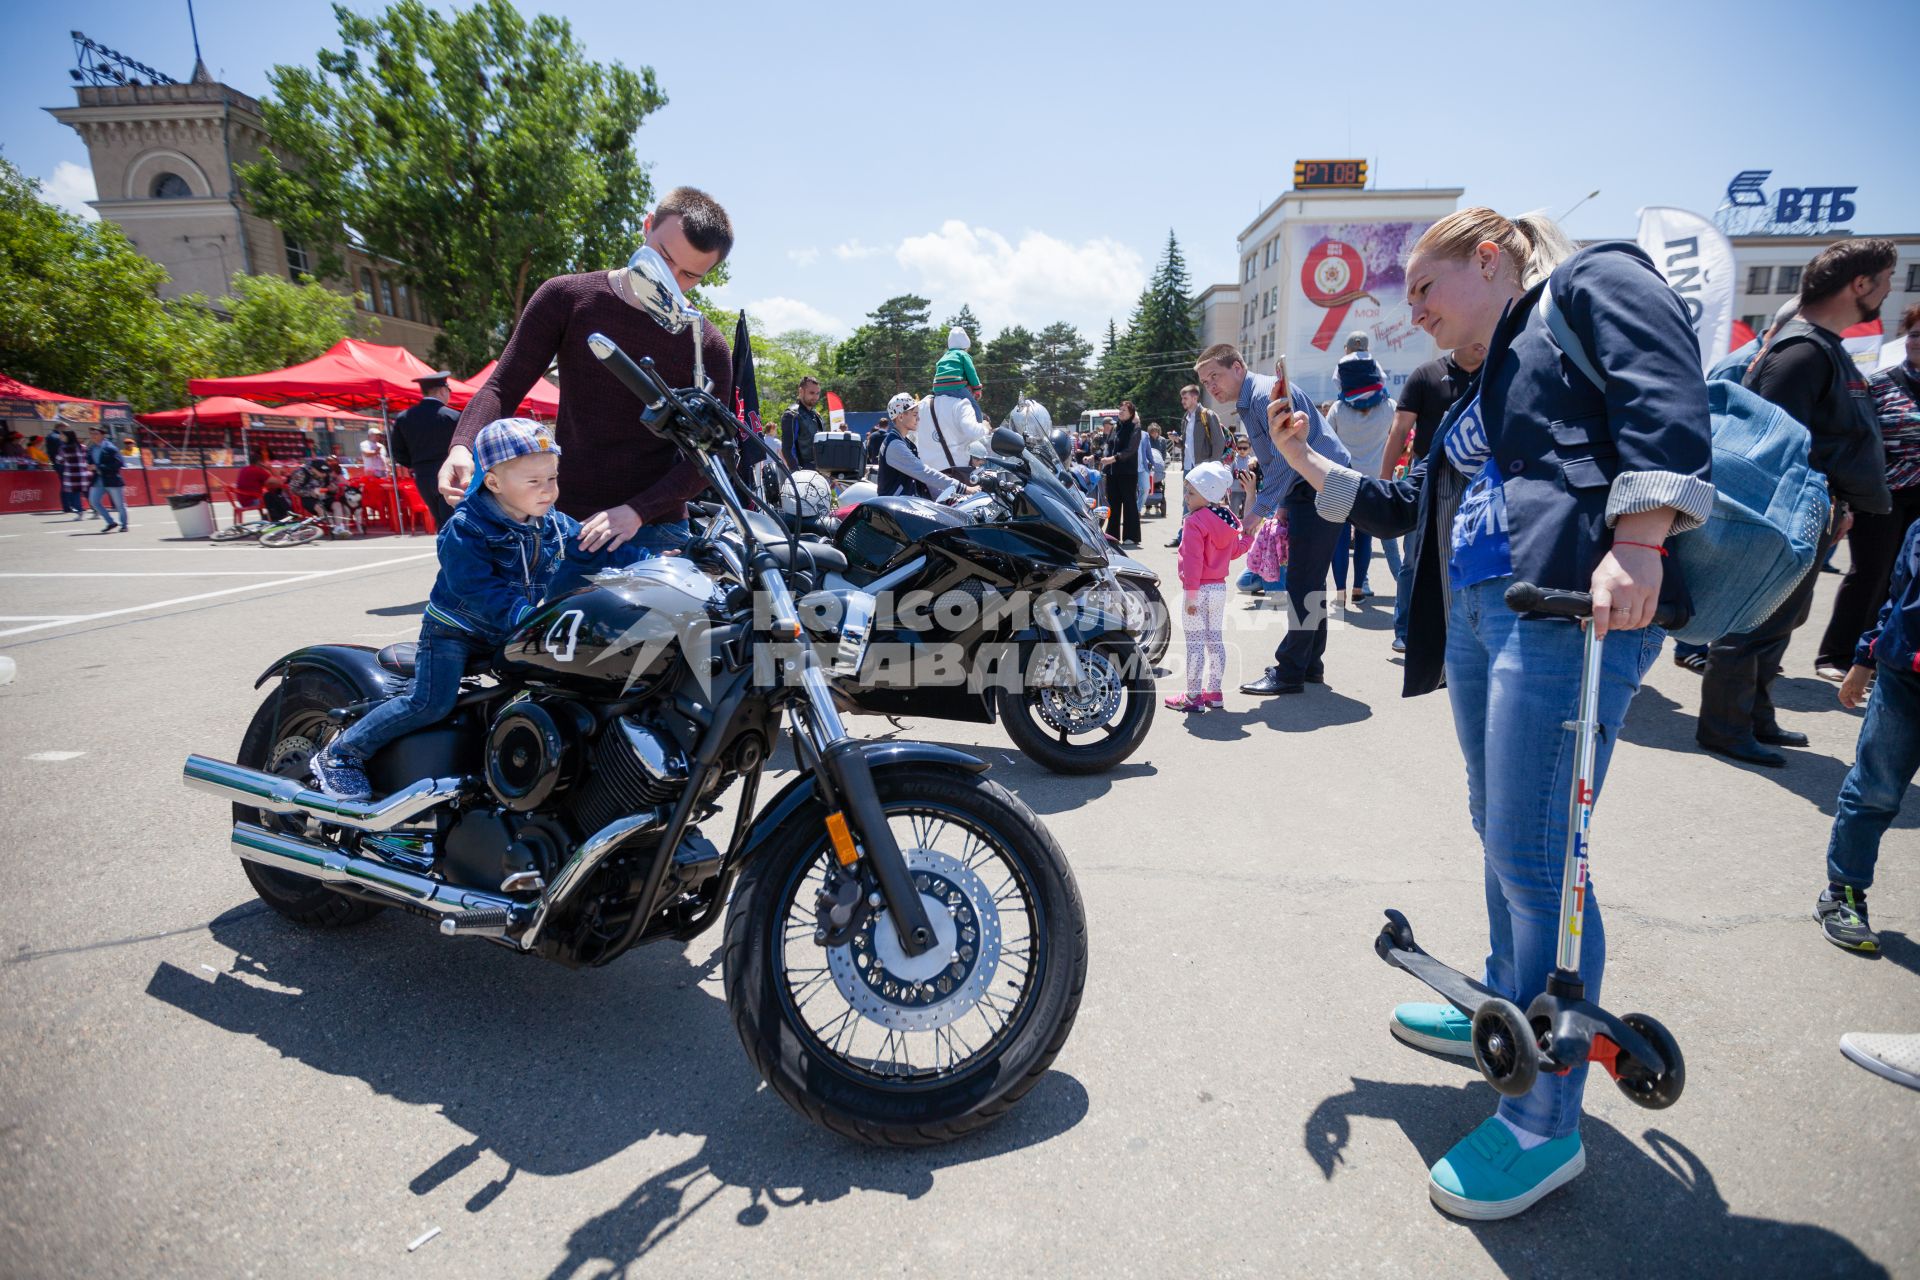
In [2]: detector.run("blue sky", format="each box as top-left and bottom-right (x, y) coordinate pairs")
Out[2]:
(5, 0), (1913, 342)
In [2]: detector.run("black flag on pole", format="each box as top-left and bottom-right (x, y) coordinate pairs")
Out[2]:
(731, 310), (772, 470)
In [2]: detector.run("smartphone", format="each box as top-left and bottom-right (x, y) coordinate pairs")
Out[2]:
(1273, 354), (1288, 402)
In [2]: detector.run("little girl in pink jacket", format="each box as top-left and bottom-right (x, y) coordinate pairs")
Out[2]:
(1168, 461), (1259, 711)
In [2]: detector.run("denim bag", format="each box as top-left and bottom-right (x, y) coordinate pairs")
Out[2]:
(1539, 287), (1831, 645)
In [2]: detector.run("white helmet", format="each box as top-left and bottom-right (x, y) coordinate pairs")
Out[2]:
(778, 469), (836, 518)
(1008, 399), (1053, 453)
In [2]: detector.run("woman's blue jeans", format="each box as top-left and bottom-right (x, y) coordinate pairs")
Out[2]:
(1444, 577), (1664, 1139)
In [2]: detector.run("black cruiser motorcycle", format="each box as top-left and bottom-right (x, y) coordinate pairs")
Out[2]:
(180, 325), (1087, 1145)
(709, 427), (1157, 776)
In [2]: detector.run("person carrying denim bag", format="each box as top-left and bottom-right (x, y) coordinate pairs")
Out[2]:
(1268, 209), (1714, 1220)
(312, 419), (643, 801)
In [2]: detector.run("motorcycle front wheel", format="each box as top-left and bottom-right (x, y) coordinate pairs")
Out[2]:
(999, 634), (1155, 775)
(723, 769), (1086, 1146)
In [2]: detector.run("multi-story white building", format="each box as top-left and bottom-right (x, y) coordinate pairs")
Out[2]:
(1728, 233), (1920, 351)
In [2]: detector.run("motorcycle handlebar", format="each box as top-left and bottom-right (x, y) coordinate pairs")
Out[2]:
(587, 333), (672, 419)
(1504, 580), (1689, 631)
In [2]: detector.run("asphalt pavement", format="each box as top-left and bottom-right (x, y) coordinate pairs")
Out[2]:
(0, 502), (1914, 1278)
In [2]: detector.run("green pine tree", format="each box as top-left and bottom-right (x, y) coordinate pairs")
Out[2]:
(1120, 230), (1201, 429)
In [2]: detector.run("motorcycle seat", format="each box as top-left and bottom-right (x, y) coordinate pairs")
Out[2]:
(758, 539), (849, 575)
(376, 642), (495, 679)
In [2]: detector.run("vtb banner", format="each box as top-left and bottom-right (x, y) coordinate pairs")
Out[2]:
(1635, 207), (1735, 371)
(1285, 220), (1437, 406)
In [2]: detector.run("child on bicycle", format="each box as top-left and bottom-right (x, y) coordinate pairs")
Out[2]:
(311, 419), (638, 800)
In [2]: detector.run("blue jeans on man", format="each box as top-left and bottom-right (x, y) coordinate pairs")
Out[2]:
(1444, 576), (1664, 1138)
(331, 618), (487, 766)
(89, 482), (128, 528)
(1826, 663), (1920, 891)
(1270, 485), (1341, 686)
(1332, 526), (1403, 595)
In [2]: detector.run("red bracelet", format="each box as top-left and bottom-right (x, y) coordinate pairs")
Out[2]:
(1615, 540), (1668, 557)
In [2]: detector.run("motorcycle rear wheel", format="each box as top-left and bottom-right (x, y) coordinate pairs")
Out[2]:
(723, 770), (1086, 1146)
(999, 634), (1155, 775)
(231, 672), (384, 927)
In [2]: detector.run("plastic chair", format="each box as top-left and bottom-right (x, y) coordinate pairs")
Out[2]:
(223, 464), (272, 527)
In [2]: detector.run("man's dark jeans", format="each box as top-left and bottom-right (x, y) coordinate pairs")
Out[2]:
(1698, 521), (1843, 747)
(1272, 485), (1341, 685)
(1826, 662), (1920, 890)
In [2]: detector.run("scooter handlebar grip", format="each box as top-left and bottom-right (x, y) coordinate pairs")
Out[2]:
(1504, 580), (1689, 631)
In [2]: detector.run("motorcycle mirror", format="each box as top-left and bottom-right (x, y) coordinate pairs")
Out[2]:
(990, 426), (1027, 458)
(624, 243), (698, 335)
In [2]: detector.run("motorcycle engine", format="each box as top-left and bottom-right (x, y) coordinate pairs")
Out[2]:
(562, 714), (689, 838)
(485, 698), (590, 811)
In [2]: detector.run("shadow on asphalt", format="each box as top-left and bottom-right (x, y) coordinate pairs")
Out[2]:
(1302, 1077), (1890, 1277)
(145, 903), (1088, 1270)
(1871, 931), (1920, 978)
(366, 601), (427, 617)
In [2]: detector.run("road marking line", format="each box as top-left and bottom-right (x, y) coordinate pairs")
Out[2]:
(27, 750), (86, 762)
(0, 615), (83, 621)
(0, 553), (435, 639)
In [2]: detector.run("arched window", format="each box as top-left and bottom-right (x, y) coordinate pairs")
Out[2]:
(151, 172), (192, 199)
(358, 269), (376, 310)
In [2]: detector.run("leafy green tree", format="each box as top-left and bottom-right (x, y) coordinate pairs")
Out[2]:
(978, 325), (1035, 423)
(942, 304), (983, 346)
(1029, 322), (1093, 419)
(1119, 230), (1200, 427)
(833, 294), (937, 410)
(752, 327), (836, 413)
(1089, 316), (1134, 409)
(241, 0), (666, 371)
(205, 271), (368, 376)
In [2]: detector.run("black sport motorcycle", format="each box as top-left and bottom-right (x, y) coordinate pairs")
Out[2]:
(180, 334), (1087, 1145)
(711, 428), (1157, 775)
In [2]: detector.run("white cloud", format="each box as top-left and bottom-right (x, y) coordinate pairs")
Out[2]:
(787, 246), (821, 268)
(891, 221), (1146, 335)
(44, 161), (98, 221)
(833, 238), (887, 261)
(742, 296), (844, 336)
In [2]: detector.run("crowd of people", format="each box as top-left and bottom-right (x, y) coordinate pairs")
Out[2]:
(6, 421), (137, 531)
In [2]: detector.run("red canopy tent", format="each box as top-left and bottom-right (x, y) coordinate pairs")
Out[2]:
(453, 361), (561, 418)
(1, 373), (134, 426)
(187, 338), (440, 411)
(137, 396), (274, 430)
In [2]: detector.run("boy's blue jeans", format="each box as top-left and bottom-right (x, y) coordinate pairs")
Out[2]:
(331, 619), (486, 765)
(1444, 577), (1664, 1138)
(1826, 662), (1920, 890)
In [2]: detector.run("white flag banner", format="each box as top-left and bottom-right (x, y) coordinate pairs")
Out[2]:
(1636, 207), (1736, 371)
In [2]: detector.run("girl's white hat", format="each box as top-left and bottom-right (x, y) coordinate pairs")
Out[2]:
(1186, 460), (1233, 505)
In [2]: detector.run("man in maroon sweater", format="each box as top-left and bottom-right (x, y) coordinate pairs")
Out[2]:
(444, 187), (736, 555)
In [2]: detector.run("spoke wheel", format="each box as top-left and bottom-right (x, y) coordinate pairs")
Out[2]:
(724, 770), (1085, 1145)
(261, 521), (322, 548)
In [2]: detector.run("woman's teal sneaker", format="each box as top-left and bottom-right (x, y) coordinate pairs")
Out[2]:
(1428, 1118), (1585, 1220)
(1390, 1002), (1473, 1057)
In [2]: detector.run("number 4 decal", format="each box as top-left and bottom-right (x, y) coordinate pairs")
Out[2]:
(544, 609), (584, 662)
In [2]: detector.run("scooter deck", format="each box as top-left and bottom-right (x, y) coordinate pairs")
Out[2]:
(1378, 935), (1502, 1018)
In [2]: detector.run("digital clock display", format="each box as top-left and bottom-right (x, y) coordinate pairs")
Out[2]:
(1293, 159), (1367, 189)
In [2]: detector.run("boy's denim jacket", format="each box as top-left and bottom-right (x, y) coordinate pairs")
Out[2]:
(423, 489), (627, 644)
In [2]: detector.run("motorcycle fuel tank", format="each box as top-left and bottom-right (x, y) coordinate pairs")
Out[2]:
(498, 555), (727, 699)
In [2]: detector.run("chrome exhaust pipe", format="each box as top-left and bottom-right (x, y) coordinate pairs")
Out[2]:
(232, 822), (516, 919)
(185, 755), (463, 831)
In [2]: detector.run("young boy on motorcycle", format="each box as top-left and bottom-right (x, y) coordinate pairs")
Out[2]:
(310, 419), (641, 801)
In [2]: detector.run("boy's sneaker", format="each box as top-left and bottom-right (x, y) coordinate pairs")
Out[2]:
(1391, 1002), (1474, 1057)
(1839, 1033), (1920, 1091)
(1428, 1118), (1585, 1221)
(1815, 884), (1879, 953)
(309, 751), (371, 802)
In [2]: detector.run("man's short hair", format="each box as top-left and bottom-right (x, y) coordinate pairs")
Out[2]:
(1194, 343), (1243, 372)
(1799, 238), (1897, 308)
(1900, 302), (1920, 337)
(1180, 383), (1201, 398)
(798, 375), (820, 390)
(655, 186), (735, 261)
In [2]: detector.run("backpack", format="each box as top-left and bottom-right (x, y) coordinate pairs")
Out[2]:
(1539, 285), (1831, 645)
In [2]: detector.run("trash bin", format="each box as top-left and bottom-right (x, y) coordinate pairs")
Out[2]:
(168, 491), (215, 540)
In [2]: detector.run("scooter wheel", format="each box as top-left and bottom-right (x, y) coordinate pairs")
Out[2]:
(1472, 999), (1540, 1098)
(1614, 1013), (1685, 1110)
(1380, 909), (1416, 951)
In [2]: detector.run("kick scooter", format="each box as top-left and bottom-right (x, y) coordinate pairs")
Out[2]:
(1375, 580), (1687, 1109)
